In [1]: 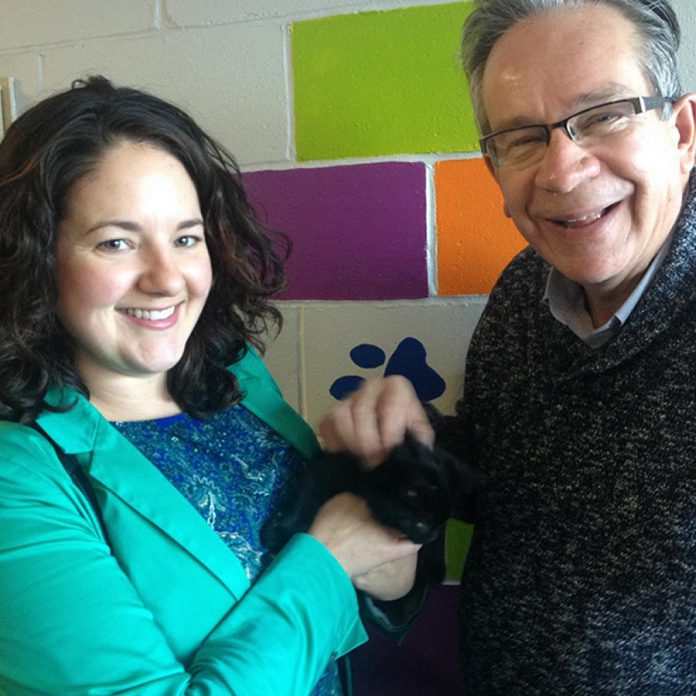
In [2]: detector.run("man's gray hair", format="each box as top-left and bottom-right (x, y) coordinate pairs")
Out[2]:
(461, 0), (682, 134)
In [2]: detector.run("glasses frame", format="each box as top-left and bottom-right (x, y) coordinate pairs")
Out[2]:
(479, 95), (676, 167)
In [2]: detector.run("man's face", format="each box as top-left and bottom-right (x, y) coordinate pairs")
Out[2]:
(481, 4), (695, 316)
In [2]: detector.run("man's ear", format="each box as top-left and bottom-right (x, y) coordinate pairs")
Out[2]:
(672, 93), (696, 176)
(483, 155), (511, 218)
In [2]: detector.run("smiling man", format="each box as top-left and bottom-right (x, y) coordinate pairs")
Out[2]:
(453, 0), (696, 692)
(469, 0), (695, 336)
(320, 0), (696, 692)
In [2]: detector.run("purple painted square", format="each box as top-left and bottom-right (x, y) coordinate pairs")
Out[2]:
(243, 162), (427, 300)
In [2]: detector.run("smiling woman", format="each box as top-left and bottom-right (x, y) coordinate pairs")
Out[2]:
(0, 76), (421, 695)
(55, 142), (213, 419)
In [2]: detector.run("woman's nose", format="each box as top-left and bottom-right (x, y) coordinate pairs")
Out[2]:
(137, 250), (185, 296)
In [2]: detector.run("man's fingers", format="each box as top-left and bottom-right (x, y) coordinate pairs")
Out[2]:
(318, 376), (434, 466)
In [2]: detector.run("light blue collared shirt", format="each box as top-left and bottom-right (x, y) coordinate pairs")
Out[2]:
(543, 233), (674, 349)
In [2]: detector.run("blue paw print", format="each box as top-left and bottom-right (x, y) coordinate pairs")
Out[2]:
(329, 337), (446, 402)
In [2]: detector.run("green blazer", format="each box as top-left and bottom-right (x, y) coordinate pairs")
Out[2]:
(0, 349), (367, 695)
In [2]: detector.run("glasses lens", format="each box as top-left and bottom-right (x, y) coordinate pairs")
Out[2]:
(569, 100), (636, 142)
(486, 126), (548, 167)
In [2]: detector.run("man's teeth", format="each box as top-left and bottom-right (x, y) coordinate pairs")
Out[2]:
(124, 307), (175, 320)
(559, 208), (607, 228)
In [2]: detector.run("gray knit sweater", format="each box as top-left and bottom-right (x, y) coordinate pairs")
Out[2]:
(445, 181), (696, 695)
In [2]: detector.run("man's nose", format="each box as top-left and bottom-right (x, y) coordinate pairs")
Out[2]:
(534, 127), (601, 194)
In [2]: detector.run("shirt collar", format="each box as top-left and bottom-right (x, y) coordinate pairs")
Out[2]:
(543, 230), (674, 348)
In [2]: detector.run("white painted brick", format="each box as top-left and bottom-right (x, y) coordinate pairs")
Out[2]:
(41, 24), (288, 166)
(165, 0), (465, 27)
(263, 304), (302, 412)
(0, 53), (40, 116)
(0, 1), (155, 50)
(677, 0), (696, 92)
(300, 298), (487, 431)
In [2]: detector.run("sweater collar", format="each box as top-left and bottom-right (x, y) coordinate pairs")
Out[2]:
(544, 172), (696, 379)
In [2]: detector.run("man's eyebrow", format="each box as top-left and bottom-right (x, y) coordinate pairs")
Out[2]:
(571, 85), (634, 109)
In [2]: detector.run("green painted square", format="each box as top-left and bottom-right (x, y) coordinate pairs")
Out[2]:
(446, 518), (473, 580)
(292, 2), (478, 161)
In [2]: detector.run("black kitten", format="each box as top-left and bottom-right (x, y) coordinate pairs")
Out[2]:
(261, 433), (475, 583)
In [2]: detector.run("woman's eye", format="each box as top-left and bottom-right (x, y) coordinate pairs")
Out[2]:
(175, 235), (202, 248)
(97, 239), (129, 252)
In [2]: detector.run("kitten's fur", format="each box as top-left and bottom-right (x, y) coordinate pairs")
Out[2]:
(262, 433), (475, 584)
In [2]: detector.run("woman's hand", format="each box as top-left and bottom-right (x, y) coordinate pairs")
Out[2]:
(318, 376), (434, 468)
(352, 554), (419, 601)
(308, 492), (420, 597)
(315, 376), (433, 597)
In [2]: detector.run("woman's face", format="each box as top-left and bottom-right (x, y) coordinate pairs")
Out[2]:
(55, 140), (212, 393)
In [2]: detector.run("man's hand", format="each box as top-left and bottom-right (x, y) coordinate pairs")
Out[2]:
(319, 376), (434, 467)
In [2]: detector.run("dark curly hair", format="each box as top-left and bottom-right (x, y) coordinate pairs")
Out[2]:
(0, 75), (288, 423)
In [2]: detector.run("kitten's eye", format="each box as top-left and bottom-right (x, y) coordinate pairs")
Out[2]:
(405, 488), (419, 501)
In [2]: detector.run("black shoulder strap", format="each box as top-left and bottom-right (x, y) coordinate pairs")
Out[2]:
(31, 424), (109, 541)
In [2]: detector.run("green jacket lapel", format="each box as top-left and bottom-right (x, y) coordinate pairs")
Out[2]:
(35, 348), (320, 601)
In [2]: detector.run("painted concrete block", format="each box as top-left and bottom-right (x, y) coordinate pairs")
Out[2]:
(436, 157), (526, 295)
(352, 583), (466, 693)
(165, 0), (363, 26)
(301, 298), (483, 579)
(0, 52), (40, 117)
(678, 2), (696, 91)
(0, 1), (154, 50)
(42, 24), (288, 166)
(262, 304), (302, 412)
(300, 298), (487, 430)
(243, 162), (428, 300)
(292, 2), (477, 160)
(166, 0), (466, 26)
(447, 518), (473, 581)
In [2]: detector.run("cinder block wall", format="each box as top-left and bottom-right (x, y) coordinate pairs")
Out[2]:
(2, 0), (695, 578)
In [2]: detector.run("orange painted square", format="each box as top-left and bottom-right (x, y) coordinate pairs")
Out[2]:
(436, 158), (527, 295)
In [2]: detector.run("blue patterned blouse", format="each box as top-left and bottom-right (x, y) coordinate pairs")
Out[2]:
(112, 404), (342, 696)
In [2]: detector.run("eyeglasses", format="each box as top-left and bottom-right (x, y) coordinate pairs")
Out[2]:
(480, 96), (675, 168)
